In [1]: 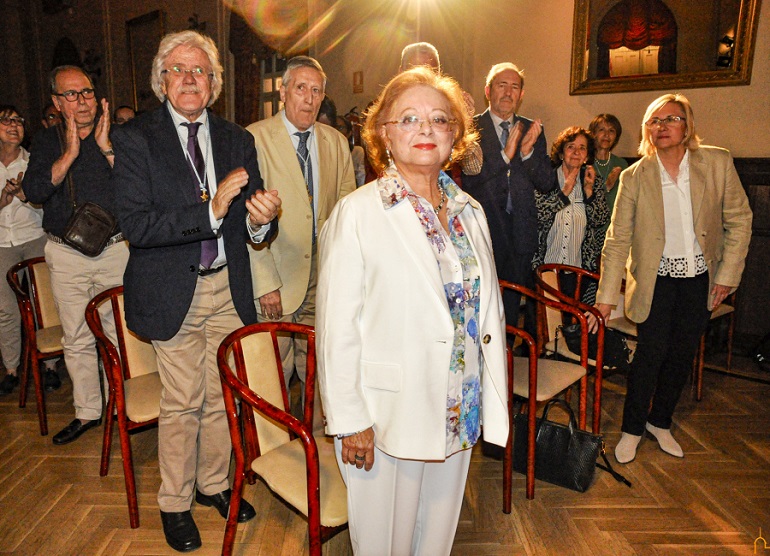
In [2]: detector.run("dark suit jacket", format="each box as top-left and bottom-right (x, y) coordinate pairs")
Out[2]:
(462, 109), (553, 280)
(112, 103), (271, 340)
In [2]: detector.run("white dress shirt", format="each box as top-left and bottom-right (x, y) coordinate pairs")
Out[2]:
(656, 150), (706, 277)
(168, 104), (268, 267)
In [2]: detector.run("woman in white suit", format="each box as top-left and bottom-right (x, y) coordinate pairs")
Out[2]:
(591, 94), (752, 464)
(317, 67), (508, 555)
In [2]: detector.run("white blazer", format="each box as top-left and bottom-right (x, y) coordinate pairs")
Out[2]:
(316, 180), (509, 461)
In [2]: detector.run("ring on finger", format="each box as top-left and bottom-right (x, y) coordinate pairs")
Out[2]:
(354, 454), (365, 461)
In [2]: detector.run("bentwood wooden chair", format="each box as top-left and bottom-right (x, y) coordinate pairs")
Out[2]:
(217, 322), (347, 556)
(6, 257), (63, 436)
(693, 292), (737, 401)
(85, 286), (161, 529)
(500, 281), (597, 506)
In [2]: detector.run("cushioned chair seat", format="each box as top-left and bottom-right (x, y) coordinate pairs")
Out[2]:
(511, 356), (587, 401)
(252, 435), (348, 528)
(36, 325), (63, 354)
(607, 317), (637, 337)
(124, 372), (162, 423)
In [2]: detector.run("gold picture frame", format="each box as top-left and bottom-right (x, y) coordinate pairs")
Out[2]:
(569, 0), (762, 95)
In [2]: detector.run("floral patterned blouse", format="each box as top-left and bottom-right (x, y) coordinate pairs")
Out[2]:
(377, 164), (482, 456)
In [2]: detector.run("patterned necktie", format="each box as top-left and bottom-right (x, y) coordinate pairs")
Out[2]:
(181, 122), (218, 269)
(295, 131), (315, 242)
(499, 120), (510, 149)
(500, 121), (514, 214)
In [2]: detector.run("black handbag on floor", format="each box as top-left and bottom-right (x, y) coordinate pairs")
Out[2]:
(560, 323), (632, 371)
(513, 399), (631, 492)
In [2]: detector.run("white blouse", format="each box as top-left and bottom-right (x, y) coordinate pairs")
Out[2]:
(656, 150), (707, 277)
(0, 147), (45, 248)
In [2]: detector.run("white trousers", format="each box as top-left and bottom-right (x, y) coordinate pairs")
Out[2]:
(335, 439), (472, 556)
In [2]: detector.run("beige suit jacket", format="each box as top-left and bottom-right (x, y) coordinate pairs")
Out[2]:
(246, 113), (356, 314)
(596, 146), (752, 323)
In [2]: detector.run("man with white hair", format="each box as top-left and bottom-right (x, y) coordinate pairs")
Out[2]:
(112, 30), (281, 552)
(246, 56), (355, 429)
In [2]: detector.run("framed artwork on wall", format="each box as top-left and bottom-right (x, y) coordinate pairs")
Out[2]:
(127, 10), (165, 112)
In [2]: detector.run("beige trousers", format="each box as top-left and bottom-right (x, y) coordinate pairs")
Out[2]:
(45, 239), (128, 421)
(153, 268), (244, 512)
(257, 246), (323, 433)
(335, 441), (472, 556)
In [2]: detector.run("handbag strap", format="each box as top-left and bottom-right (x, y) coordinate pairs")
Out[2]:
(596, 442), (632, 487)
(539, 400), (633, 488)
(55, 123), (78, 211)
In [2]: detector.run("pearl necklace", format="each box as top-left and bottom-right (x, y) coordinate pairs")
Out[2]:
(595, 154), (611, 168)
(433, 181), (446, 214)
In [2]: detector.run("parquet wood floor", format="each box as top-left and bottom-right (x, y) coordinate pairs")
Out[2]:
(1, 353), (768, 555)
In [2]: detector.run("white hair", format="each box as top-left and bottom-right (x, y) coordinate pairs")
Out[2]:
(151, 30), (223, 105)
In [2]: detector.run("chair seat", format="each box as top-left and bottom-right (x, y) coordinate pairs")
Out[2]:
(607, 317), (637, 337)
(711, 303), (735, 320)
(37, 325), (64, 354)
(512, 356), (587, 400)
(252, 435), (348, 527)
(124, 372), (162, 423)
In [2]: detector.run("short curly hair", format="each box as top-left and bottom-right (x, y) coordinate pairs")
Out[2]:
(550, 126), (595, 167)
(361, 67), (478, 176)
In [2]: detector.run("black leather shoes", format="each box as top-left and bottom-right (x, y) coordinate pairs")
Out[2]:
(160, 510), (201, 553)
(52, 418), (101, 445)
(196, 489), (256, 523)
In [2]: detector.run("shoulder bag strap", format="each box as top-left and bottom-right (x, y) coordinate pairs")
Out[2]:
(55, 124), (78, 212)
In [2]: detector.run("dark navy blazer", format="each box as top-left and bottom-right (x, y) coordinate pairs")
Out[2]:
(112, 104), (272, 340)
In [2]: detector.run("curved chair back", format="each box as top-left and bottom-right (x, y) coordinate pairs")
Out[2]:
(6, 256), (64, 435)
(217, 322), (347, 556)
(85, 286), (161, 529)
(499, 280), (599, 505)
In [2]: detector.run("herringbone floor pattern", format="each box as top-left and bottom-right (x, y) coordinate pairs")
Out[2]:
(1, 354), (768, 555)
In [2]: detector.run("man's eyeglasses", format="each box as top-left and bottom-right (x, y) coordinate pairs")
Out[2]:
(383, 115), (456, 133)
(53, 88), (96, 102)
(645, 115), (686, 128)
(0, 116), (25, 127)
(161, 65), (213, 79)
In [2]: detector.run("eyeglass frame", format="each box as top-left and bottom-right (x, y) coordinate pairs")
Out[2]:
(645, 115), (686, 128)
(53, 88), (96, 102)
(0, 116), (25, 127)
(161, 65), (214, 80)
(383, 115), (457, 133)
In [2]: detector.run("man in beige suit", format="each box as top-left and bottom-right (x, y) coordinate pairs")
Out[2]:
(246, 56), (356, 414)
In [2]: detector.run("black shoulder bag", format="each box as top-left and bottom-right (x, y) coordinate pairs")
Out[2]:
(56, 125), (117, 257)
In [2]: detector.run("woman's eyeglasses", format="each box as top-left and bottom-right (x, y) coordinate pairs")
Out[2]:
(0, 116), (25, 126)
(645, 115), (686, 128)
(384, 115), (456, 133)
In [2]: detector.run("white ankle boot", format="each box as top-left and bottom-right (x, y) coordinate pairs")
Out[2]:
(645, 423), (684, 458)
(615, 432), (642, 464)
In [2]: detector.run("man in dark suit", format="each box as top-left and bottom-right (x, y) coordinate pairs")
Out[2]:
(462, 62), (554, 329)
(112, 31), (280, 553)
